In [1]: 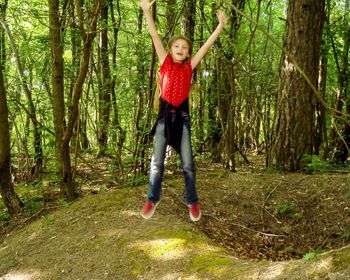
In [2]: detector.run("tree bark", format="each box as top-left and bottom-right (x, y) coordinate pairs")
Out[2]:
(61, 0), (101, 200)
(97, 0), (111, 156)
(330, 0), (350, 163)
(49, 0), (101, 200)
(48, 0), (65, 193)
(166, 0), (176, 40)
(268, 0), (325, 171)
(0, 8), (22, 214)
(180, 0), (196, 41)
(109, 0), (125, 174)
(0, 13), (43, 179)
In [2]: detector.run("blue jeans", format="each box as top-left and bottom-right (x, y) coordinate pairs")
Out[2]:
(147, 116), (198, 204)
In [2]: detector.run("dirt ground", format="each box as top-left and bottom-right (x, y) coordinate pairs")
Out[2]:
(157, 159), (350, 262)
(0, 155), (350, 279)
(68, 154), (350, 262)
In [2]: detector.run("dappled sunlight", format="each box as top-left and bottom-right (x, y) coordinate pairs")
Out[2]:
(253, 263), (286, 279)
(120, 209), (139, 218)
(99, 228), (128, 238)
(160, 272), (201, 280)
(0, 245), (9, 252)
(0, 269), (42, 280)
(131, 238), (187, 261)
(28, 231), (39, 241)
(308, 257), (333, 276)
(283, 59), (296, 73)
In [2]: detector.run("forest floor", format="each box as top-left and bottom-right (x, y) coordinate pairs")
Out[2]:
(0, 154), (350, 279)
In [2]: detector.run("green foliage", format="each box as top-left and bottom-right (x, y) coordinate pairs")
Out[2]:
(264, 167), (285, 174)
(337, 231), (350, 241)
(0, 210), (10, 229)
(303, 251), (317, 260)
(22, 196), (43, 216)
(242, 200), (250, 208)
(16, 182), (44, 216)
(336, 224), (350, 241)
(303, 248), (326, 260)
(42, 214), (55, 226)
(0, 197), (5, 209)
(58, 198), (69, 208)
(290, 213), (303, 220)
(276, 201), (297, 216)
(301, 155), (332, 173)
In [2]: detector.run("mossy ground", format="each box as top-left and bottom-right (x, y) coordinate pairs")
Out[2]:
(0, 156), (349, 279)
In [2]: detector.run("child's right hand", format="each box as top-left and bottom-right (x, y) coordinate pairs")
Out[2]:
(140, 0), (156, 12)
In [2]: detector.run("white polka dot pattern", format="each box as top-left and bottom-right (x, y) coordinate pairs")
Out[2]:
(159, 55), (192, 107)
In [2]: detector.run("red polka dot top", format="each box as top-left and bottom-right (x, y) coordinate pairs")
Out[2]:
(159, 55), (193, 108)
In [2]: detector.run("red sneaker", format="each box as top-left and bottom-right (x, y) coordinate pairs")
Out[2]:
(140, 200), (159, 219)
(188, 203), (201, 222)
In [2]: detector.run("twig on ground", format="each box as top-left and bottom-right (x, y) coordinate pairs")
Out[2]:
(319, 214), (349, 248)
(204, 213), (286, 238)
(22, 206), (61, 225)
(260, 181), (282, 225)
(164, 182), (286, 238)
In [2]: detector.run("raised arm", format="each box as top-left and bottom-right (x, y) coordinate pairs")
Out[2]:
(191, 10), (228, 69)
(140, 0), (167, 64)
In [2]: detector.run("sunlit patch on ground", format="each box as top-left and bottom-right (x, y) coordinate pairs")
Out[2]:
(120, 209), (139, 217)
(159, 272), (200, 280)
(254, 263), (287, 279)
(0, 270), (41, 280)
(131, 238), (187, 261)
(308, 257), (333, 276)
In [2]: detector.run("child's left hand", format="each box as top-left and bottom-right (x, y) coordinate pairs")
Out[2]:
(217, 10), (229, 26)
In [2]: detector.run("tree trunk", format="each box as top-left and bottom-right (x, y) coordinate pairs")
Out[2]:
(49, 0), (101, 200)
(109, 0), (125, 174)
(48, 0), (65, 193)
(268, 0), (325, 171)
(0, 25), (22, 215)
(180, 0), (196, 41)
(194, 0), (205, 154)
(97, 0), (111, 156)
(0, 13), (43, 179)
(317, 1), (331, 159)
(166, 0), (176, 40)
(61, 0), (101, 200)
(213, 1), (245, 170)
(330, 0), (350, 163)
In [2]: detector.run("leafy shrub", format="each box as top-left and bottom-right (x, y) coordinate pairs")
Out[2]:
(301, 155), (331, 173)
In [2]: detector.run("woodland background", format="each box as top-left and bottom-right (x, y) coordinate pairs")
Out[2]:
(0, 0), (349, 219)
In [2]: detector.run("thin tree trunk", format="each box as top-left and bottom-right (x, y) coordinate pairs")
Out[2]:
(49, 0), (101, 200)
(48, 0), (65, 194)
(60, 0), (101, 200)
(109, 0), (125, 175)
(97, 0), (111, 156)
(166, 0), (176, 40)
(330, 0), (350, 163)
(0, 14), (43, 179)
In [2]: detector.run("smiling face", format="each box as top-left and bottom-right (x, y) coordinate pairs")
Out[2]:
(169, 37), (192, 63)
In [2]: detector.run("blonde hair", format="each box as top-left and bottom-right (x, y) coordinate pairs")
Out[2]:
(167, 35), (193, 61)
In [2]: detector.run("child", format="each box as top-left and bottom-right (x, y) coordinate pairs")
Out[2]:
(140, 0), (228, 221)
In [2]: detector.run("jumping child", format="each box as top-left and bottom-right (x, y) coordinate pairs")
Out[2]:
(140, 0), (228, 221)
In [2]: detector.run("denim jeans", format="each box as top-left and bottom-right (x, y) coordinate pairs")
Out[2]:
(147, 116), (198, 204)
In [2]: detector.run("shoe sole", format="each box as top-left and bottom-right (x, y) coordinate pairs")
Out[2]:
(189, 211), (201, 222)
(188, 205), (202, 222)
(140, 201), (160, 220)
